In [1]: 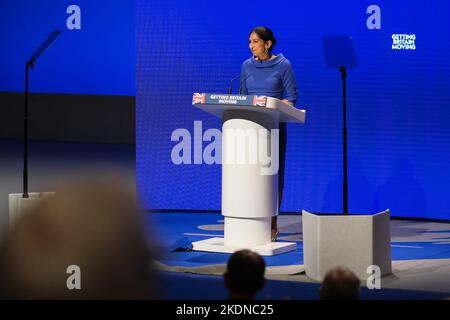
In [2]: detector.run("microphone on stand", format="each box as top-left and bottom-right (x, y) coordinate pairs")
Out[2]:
(23, 29), (62, 198)
(228, 74), (240, 94)
(238, 74), (249, 95)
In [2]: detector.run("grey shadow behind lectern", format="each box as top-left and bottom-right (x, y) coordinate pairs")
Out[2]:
(301, 36), (392, 281)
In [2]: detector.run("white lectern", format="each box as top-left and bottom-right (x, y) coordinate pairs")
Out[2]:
(191, 93), (305, 256)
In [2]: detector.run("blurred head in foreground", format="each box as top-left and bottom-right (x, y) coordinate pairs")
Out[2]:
(320, 266), (360, 300)
(0, 177), (155, 299)
(224, 249), (266, 300)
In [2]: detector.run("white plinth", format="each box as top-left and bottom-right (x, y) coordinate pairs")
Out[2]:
(302, 209), (392, 281)
(224, 217), (271, 247)
(9, 192), (55, 228)
(192, 237), (297, 256)
(221, 113), (279, 221)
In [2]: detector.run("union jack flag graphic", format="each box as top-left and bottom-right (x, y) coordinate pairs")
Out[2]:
(192, 93), (205, 104)
(253, 95), (266, 106)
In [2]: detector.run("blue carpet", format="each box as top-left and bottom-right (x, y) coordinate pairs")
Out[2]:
(145, 212), (450, 268)
(142, 212), (450, 300)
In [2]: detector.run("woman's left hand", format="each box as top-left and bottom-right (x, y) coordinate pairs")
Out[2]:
(281, 99), (293, 106)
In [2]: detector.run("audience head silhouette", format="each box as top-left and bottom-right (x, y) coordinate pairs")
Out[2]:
(0, 177), (155, 299)
(224, 249), (265, 300)
(320, 266), (360, 300)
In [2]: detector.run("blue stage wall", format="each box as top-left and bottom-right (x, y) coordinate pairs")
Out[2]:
(2, 1), (449, 219)
(136, 0), (450, 219)
(0, 0), (135, 95)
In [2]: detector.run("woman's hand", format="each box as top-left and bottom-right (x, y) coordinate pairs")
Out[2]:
(281, 99), (293, 106)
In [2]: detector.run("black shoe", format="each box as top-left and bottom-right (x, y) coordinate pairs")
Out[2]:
(271, 230), (279, 242)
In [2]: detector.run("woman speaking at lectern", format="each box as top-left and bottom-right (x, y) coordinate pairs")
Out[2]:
(239, 26), (299, 241)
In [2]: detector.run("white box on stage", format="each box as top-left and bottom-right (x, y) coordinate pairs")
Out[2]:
(9, 192), (55, 228)
(191, 93), (306, 256)
(302, 209), (392, 280)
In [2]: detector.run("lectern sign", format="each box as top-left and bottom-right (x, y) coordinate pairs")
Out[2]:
(192, 93), (267, 107)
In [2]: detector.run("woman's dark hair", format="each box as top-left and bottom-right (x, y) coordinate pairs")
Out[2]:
(250, 26), (277, 52)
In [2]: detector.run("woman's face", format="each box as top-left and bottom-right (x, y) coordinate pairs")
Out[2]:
(249, 32), (271, 58)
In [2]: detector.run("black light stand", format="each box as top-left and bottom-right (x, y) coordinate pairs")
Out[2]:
(340, 66), (349, 215)
(22, 29), (62, 198)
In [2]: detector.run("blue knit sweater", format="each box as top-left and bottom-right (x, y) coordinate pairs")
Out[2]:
(240, 53), (298, 105)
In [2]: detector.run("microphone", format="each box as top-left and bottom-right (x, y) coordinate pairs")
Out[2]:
(228, 74), (240, 94)
(238, 74), (249, 95)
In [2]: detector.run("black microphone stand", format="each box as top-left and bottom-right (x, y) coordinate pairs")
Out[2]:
(228, 74), (240, 94)
(22, 29), (62, 199)
(322, 35), (356, 215)
(23, 59), (34, 198)
(340, 66), (348, 215)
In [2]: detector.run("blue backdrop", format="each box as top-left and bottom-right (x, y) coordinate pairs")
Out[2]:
(0, 0), (135, 95)
(2, 1), (449, 219)
(137, 0), (450, 219)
